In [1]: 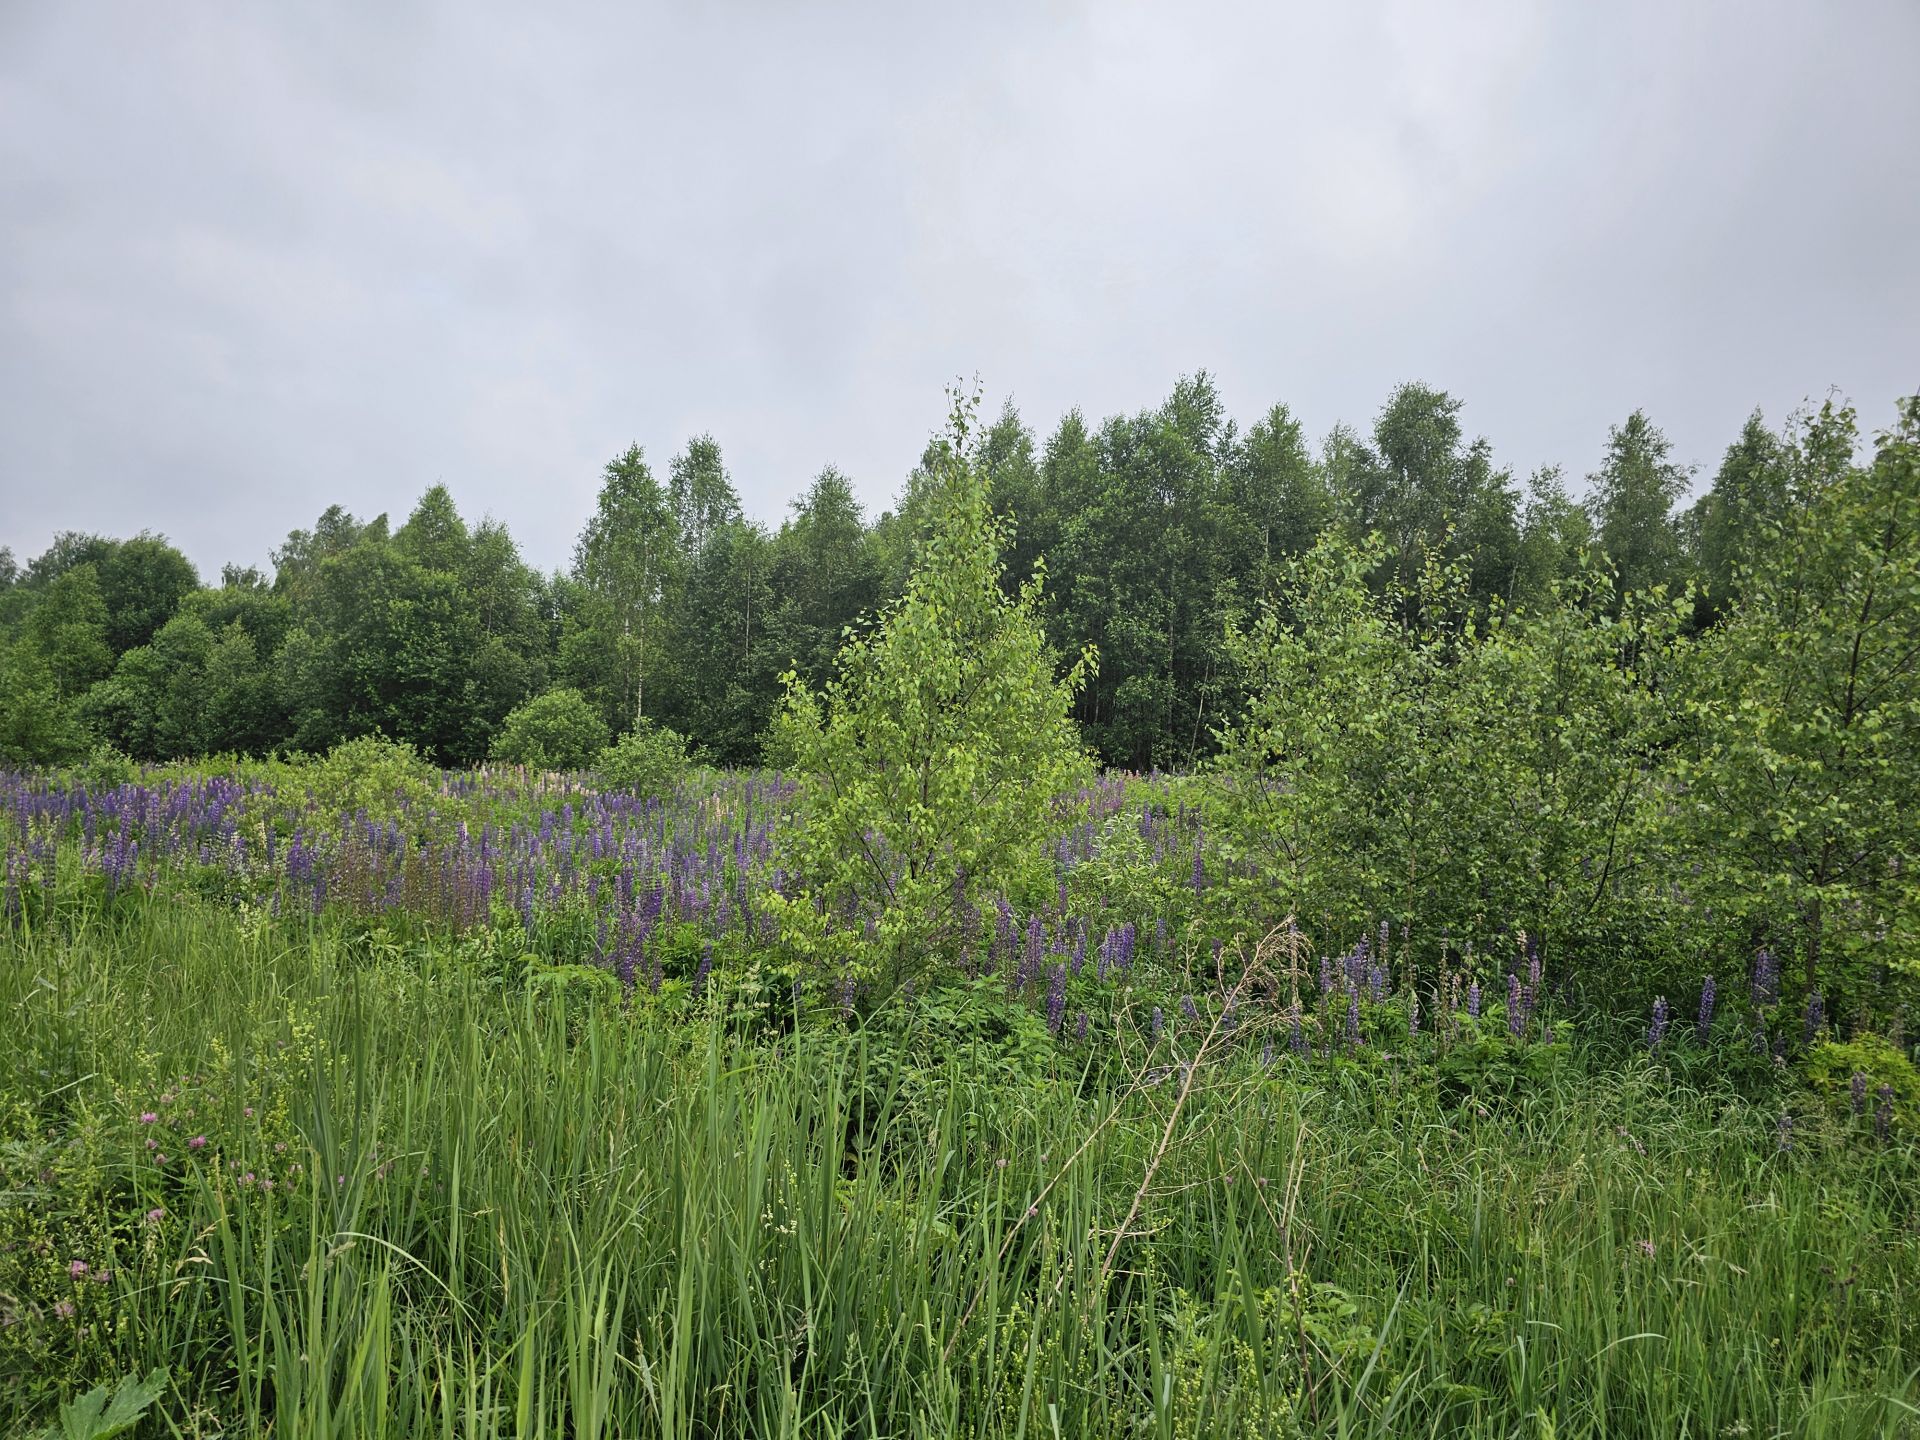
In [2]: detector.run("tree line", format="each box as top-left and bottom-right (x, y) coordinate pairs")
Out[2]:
(0, 374), (1888, 771)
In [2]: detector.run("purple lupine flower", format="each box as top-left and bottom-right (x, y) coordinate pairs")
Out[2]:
(1179, 994), (1199, 1024)
(1750, 947), (1779, 1008)
(1647, 996), (1671, 1049)
(1467, 981), (1481, 1019)
(1150, 1007), (1164, 1042)
(1346, 990), (1360, 1048)
(1875, 1085), (1894, 1141)
(1507, 974), (1525, 1039)
(1408, 994), (1420, 1038)
(692, 942), (712, 999)
(1191, 843), (1205, 893)
(1695, 975), (1716, 1042)
(1804, 990), (1824, 1042)
(1851, 1072), (1868, 1116)
(1776, 1112), (1793, 1151)
(1045, 965), (1067, 1033)
(1075, 1011), (1089, 1042)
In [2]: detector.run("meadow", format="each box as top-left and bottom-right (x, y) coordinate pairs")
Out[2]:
(3, 757), (1916, 1439)
(4, 396), (1918, 1436)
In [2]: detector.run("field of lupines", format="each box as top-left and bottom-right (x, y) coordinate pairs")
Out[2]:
(4, 755), (1919, 1438)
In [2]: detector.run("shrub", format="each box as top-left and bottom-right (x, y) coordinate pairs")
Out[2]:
(595, 721), (688, 797)
(305, 734), (436, 821)
(1802, 1033), (1919, 1131)
(771, 387), (1093, 992)
(490, 687), (610, 771)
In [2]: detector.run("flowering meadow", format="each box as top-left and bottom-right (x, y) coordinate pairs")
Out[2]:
(4, 399), (1919, 1436)
(3, 751), (1917, 1439)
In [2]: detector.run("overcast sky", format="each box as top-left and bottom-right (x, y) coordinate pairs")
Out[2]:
(3, 1), (1916, 578)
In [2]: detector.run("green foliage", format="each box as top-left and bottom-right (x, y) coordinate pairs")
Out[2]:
(304, 734), (438, 820)
(1802, 1034), (1920, 1129)
(569, 444), (680, 730)
(0, 642), (88, 765)
(1210, 533), (1681, 978)
(594, 720), (689, 797)
(1676, 398), (1920, 1015)
(773, 388), (1093, 988)
(489, 687), (610, 771)
(39, 1367), (168, 1440)
(1586, 408), (1692, 600)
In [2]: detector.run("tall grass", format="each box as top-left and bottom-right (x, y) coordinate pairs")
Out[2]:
(4, 897), (1916, 1437)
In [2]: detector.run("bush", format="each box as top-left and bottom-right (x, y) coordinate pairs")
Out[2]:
(490, 688), (610, 772)
(771, 388), (1093, 992)
(1802, 1033), (1919, 1131)
(595, 721), (688, 797)
(305, 734), (437, 821)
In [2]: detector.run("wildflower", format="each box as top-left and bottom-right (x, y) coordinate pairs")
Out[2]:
(1647, 996), (1670, 1049)
(1507, 974), (1525, 1039)
(1695, 975), (1715, 1042)
(1467, 982), (1482, 1020)
(1150, 1007), (1163, 1042)
(1637, 1239), (1656, 1257)
(1804, 991), (1824, 1042)
(188, 1135), (207, 1150)
(1776, 1113), (1793, 1151)
(1045, 965), (1067, 1033)
(1750, 947), (1779, 1008)
(68, 1260), (87, 1279)
(144, 1208), (165, 1225)
(54, 1300), (76, 1321)
(1179, 994), (1199, 1024)
(139, 1112), (158, 1125)
(1876, 1085), (1894, 1142)
(1346, 990), (1360, 1048)
(1851, 1072), (1868, 1116)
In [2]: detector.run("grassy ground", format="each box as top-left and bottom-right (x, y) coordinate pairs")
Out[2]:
(4, 898), (1917, 1437)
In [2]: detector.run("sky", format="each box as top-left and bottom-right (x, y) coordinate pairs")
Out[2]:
(3, 0), (1916, 579)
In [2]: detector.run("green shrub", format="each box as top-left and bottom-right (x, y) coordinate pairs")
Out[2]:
(1802, 1033), (1920, 1129)
(595, 721), (688, 797)
(305, 734), (437, 821)
(772, 388), (1093, 991)
(489, 687), (610, 771)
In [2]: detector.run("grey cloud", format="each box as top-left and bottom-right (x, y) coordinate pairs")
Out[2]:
(3, 0), (1916, 576)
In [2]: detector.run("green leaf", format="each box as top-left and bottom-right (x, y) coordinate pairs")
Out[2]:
(48, 1367), (168, 1440)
